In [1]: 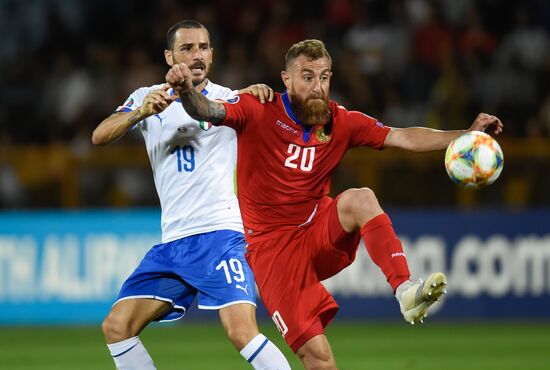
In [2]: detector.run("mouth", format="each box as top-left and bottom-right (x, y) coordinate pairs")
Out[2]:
(308, 95), (325, 100)
(189, 63), (206, 74)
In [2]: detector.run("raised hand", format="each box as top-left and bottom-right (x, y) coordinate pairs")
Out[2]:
(469, 113), (503, 135)
(166, 63), (193, 95)
(139, 84), (176, 117)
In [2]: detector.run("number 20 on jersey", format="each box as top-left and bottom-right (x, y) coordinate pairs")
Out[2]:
(284, 144), (315, 171)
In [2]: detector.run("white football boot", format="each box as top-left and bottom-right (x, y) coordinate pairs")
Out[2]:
(396, 272), (448, 325)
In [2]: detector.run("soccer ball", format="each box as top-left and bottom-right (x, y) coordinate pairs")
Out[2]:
(445, 131), (503, 188)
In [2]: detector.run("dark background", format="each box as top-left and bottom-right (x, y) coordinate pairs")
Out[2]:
(1, 0), (549, 209)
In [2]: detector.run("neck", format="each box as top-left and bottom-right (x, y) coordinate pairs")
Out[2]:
(194, 79), (209, 93)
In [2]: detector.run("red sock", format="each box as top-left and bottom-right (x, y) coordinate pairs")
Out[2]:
(360, 213), (410, 292)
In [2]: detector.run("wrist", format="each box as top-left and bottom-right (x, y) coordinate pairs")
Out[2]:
(137, 106), (151, 119)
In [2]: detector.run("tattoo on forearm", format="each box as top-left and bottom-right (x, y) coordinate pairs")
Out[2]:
(126, 110), (143, 126)
(180, 89), (226, 123)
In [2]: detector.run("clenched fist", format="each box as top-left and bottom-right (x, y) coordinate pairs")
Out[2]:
(166, 63), (194, 95)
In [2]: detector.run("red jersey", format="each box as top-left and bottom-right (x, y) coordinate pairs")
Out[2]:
(220, 92), (390, 242)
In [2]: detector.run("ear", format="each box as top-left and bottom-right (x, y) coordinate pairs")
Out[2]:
(281, 70), (291, 90)
(164, 50), (174, 66)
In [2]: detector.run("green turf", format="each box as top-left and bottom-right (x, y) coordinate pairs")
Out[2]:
(0, 322), (548, 369)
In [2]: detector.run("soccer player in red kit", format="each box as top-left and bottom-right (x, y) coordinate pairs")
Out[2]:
(166, 39), (503, 369)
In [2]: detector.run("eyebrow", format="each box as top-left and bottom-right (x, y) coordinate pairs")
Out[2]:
(300, 68), (331, 74)
(178, 42), (210, 48)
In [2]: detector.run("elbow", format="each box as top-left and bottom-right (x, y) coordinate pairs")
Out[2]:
(92, 129), (108, 146)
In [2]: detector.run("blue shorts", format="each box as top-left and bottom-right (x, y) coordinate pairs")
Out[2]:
(115, 230), (256, 321)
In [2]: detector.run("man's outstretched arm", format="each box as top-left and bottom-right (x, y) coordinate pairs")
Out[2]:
(384, 113), (503, 152)
(166, 63), (227, 123)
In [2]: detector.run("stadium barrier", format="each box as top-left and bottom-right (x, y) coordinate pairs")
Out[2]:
(1, 139), (550, 208)
(0, 209), (548, 324)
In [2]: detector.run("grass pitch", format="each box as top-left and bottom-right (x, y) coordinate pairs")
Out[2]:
(0, 322), (548, 370)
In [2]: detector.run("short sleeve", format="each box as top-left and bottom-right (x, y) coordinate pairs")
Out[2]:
(113, 87), (148, 129)
(348, 111), (390, 149)
(220, 93), (258, 132)
(114, 88), (147, 113)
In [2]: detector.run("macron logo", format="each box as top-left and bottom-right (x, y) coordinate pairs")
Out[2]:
(391, 252), (406, 258)
(275, 120), (299, 136)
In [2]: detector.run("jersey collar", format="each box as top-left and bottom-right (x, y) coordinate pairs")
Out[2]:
(282, 91), (313, 143)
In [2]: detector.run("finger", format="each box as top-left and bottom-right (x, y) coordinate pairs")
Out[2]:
(152, 103), (165, 112)
(170, 65), (185, 82)
(157, 89), (172, 100)
(176, 63), (190, 79)
(149, 95), (167, 106)
(260, 85), (271, 103)
(165, 70), (177, 85)
(257, 87), (266, 104)
(267, 87), (274, 102)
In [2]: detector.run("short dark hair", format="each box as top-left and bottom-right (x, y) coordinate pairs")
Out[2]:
(166, 20), (210, 50)
(285, 39), (331, 69)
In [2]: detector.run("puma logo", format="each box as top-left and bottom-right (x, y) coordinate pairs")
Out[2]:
(236, 284), (248, 295)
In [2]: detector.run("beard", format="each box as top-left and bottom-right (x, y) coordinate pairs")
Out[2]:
(289, 91), (331, 126)
(187, 60), (209, 86)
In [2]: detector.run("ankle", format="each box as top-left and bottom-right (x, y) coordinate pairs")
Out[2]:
(395, 280), (413, 300)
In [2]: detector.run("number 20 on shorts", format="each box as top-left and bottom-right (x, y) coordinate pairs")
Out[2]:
(272, 310), (288, 337)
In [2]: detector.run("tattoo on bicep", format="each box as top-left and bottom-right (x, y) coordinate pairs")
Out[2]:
(206, 101), (226, 123)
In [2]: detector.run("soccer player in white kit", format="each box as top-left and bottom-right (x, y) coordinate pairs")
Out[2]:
(92, 20), (290, 370)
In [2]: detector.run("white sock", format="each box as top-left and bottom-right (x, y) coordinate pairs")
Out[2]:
(395, 279), (413, 301)
(240, 333), (291, 370)
(107, 336), (156, 370)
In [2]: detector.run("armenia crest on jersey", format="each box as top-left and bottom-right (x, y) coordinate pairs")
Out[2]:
(315, 126), (331, 143)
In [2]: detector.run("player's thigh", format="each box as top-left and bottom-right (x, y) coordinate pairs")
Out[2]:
(219, 303), (259, 349)
(104, 298), (172, 337)
(308, 198), (361, 280)
(193, 231), (257, 309)
(296, 334), (336, 369)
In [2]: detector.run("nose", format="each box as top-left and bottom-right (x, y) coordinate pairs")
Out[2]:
(312, 78), (322, 93)
(191, 46), (203, 61)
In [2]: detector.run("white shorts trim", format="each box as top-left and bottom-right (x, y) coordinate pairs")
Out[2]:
(162, 225), (245, 243)
(113, 295), (187, 322)
(198, 300), (257, 310)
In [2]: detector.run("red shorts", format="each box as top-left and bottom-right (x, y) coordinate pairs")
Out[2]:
(245, 196), (361, 352)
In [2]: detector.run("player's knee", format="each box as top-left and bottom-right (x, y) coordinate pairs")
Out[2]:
(102, 313), (133, 343)
(297, 351), (336, 370)
(226, 326), (258, 350)
(339, 187), (381, 216)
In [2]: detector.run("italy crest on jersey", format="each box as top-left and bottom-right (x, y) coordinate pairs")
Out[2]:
(199, 121), (212, 130)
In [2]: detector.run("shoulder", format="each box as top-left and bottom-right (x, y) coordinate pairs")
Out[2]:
(225, 91), (266, 107)
(131, 83), (166, 101)
(205, 81), (235, 99)
(331, 101), (378, 124)
(139, 83), (166, 94)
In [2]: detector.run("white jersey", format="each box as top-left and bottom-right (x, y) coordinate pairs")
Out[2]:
(116, 80), (243, 242)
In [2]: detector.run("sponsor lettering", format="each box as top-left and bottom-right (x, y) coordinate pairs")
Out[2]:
(0, 234), (153, 302)
(323, 234), (550, 298)
(275, 120), (299, 136)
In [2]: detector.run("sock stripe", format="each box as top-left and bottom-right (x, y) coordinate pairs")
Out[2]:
(112, 343), (139, 358)
(247, 338), (269, 363)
